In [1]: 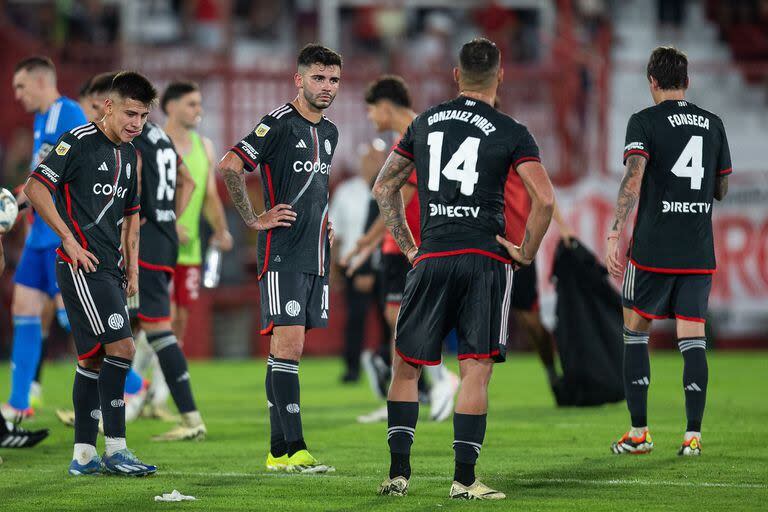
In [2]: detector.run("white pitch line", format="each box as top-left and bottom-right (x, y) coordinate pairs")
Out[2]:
(1, 469), (765, 489)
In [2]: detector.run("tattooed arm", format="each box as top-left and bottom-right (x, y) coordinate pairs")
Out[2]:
(605, 154), (647, 278)
(372, 152), (418, 263)
(714, 175), (728, 201)
(217, 151), (296, 231)
(496, 161), (555, 266)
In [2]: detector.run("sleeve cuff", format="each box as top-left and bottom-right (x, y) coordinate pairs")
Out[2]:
(231, 146), (257, 172)
(28, 172), (57, 192)
(124, 205), (141, 215)
(393, 145), (414, 160)
(623, 149), (649, 163)
(513, 156), (541, 169)
(718, 167), (732, 176)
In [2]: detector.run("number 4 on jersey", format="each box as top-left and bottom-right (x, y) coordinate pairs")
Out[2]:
(671, 135), (704, 190)
(427, 131), (480, 196)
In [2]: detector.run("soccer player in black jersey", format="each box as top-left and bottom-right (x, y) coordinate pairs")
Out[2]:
(218, 44), (341, 473)
(128, 120), (209, 440)
(374, 38), (554, 499)
(25, 71), (158, 476)
(606, 47), (731, 457)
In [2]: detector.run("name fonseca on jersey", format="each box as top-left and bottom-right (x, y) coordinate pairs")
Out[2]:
(28, 122), (140, 271)
(231, 102), (339, 278)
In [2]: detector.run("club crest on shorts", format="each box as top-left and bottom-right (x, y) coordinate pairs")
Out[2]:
(285, 300), (301, 317)
(108, 313), (125, 330)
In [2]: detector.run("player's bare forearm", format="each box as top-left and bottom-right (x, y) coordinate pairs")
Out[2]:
(714, 175), (728, 201)
(124, 213), (140, 273)
(372, 152), (417, 258)
(219, 153), (258, 227)
(23, 179), (76, 243)
(517, 161), (555, 261)
(176, 162), (195, 217)
(609, 155), (646, 236)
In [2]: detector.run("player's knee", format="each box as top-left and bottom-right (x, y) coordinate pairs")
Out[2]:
(11, 286), (44, 316)
(393, 355), (421, 381)
(623, 308), (651, 332)
(106, 338), (136, 361)
(79, 356), (103, 371)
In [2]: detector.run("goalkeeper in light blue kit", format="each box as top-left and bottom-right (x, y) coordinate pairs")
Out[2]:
(5, 56), (86, 421)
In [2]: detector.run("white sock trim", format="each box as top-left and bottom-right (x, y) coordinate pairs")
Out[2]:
(105, 436), (127, 456)
(73, 443), (98, 464)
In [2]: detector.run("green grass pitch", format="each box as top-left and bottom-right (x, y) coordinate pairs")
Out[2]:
(0, 353), (766, 511)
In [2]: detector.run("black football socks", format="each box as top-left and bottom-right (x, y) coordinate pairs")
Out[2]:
(623, 327), (651, 428)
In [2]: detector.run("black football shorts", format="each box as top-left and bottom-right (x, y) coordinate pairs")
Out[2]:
(380, 252), (411, 305)
(395, 253), (514, 365)
(622, 261), (712, 323)
(510, 258), (538, 311)
(56, 258), (133, 359)
(259, 271), (329, 335)
(127, 266), (172, 323)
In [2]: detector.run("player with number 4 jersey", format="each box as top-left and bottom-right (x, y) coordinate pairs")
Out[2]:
(606, 47), (732, 458)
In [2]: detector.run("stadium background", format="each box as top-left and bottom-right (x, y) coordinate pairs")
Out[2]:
(1, 0), (767, 361)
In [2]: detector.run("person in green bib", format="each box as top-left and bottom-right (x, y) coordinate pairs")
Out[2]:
(130, 82), (232, 422)
(162, 81), (233, 343)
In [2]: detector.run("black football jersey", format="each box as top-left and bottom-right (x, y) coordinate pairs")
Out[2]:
(623, 100), (732, 273)
(29, 122), (140, 271)
(133, 122), (181, 270)
(395, 95), (540, 262)
(231, 103), (338, 277)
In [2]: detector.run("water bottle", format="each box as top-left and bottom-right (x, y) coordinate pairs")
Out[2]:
(203, 245), (222, 288)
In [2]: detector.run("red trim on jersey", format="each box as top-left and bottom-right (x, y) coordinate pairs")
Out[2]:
(675, 314), (706, 324)
(260, 321), (274, 336)
(231, 146), (258, 171)
(29, 173), (56, 192)
(629, 258), (715, 275)
(414, 249), (512, 266)
(65, 184), (87, 249)
(56, 248), (72, 263)
(138, 314), (172, 323)
(258, 164), (276, 280)
(139, 260), (175, 275)
(458, 350), (501, 361)
(512, 156), (541, 169)
(393, 146), (414, 160)
(124, 205), (140, 215)
(632, 306), (668, 321)
(78, 342), (102, 361)
(623, 149), (649, 161)
(718, 167), (732, 176)
(396, 348), (441, 366)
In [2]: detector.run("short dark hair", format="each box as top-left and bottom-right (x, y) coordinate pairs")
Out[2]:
(647, 46), (688, 90)
(364, 75), (411, 108)
(459, 38), (500, 86)
(78, 77), (93, 99)
(110, 71), (157, 106)
(160, 81), (199, 114)
(297, 44), (342, 70)
(88, 71), (118, 97)
(15, 56), (55, 75)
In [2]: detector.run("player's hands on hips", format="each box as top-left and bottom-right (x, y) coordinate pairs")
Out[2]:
(250, 204), (296, 231)
(63, 235), (99, 273)
(211, 229), (234, 251)
(405, 247), (418, 265)
(125, 268), (139, 297)
(605, 234), (623, 279)
(496, 235), (532, 269)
